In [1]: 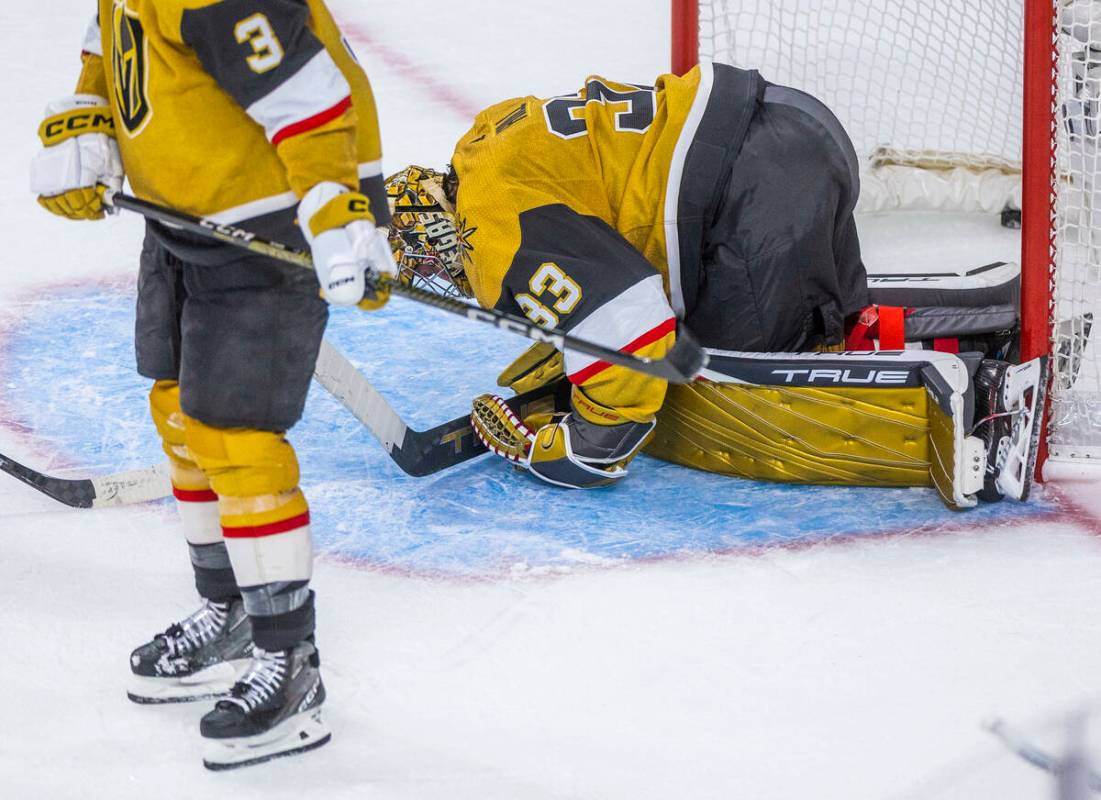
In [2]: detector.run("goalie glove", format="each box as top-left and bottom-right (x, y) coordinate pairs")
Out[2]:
(299, 182), (395, 308)
(471, 391), (654, 489)
(30, 95), (122, 221)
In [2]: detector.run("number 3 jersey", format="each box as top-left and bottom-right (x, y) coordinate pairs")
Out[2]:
(75, 0), (388, 241)
(450, 64), (765, 423)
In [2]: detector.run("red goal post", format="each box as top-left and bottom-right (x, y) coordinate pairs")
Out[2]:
(670, 0), (1076, 480)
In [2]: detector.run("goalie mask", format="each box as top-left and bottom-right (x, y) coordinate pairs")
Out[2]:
(384, 166), (472, 299)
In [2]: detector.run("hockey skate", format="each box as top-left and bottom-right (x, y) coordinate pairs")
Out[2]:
(973, 356), (1049, 503)
(200, 641), (330, 771)
(128, 599), (253, 705)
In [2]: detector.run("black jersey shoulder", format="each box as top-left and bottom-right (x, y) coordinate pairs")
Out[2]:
(494, 204), (660, 331)
(180, 0), (324, 109)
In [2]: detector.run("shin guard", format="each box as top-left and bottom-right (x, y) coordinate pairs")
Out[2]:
(150, 381), (238, 600)
(184, 418), (315, 647)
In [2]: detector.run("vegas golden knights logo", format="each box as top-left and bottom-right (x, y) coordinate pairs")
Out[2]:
(112, 1), (151, 135)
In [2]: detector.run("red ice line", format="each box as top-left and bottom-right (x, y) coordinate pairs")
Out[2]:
(338, 19), (484, 122)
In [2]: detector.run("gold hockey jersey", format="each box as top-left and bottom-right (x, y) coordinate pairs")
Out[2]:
(451, 64), (764, 422)
(76, 0), (387, 234)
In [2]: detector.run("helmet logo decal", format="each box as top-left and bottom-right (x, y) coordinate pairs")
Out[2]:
(384, 166), (473, 299)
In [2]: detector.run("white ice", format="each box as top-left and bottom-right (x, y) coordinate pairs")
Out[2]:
(1, 2), (1101, 799)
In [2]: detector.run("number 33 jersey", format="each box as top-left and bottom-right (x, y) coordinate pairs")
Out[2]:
(451, 64), (765, 422)
(75, 0), (388, 238)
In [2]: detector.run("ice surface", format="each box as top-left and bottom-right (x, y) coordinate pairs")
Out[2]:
(0, 284), (1058, 578)
(0, 1), (1099, 798)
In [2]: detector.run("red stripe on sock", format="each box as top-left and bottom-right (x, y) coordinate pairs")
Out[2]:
(222, 511), (311, 539)
(568, 317), (678, 385)
(173, 487), (218, 503)
(271, 96), (352, 146)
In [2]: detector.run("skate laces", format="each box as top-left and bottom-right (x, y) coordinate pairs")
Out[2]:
(161, 600), (230, 658)
(226, 648), (287, 712)
(969, 409), (1019, 435)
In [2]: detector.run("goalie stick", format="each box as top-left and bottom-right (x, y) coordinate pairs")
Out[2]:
(104, 191), (708, 384)
(0, 342), (561, 507)
(312, 339), (564, 476)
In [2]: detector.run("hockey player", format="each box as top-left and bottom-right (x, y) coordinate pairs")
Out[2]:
(384, 63), (1046, 510)
(30, 1), (393, 769)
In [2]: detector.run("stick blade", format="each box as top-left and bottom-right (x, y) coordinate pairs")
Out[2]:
(0, 453), (171, 509)
(90, 463), (172, 507)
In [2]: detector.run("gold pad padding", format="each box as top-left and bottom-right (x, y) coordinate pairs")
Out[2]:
(645, 381), (934, 488)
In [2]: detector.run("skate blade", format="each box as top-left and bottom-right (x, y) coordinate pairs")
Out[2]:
(202, 708), (331, 771)
(127, 659), (249, 705)
(994, 357), (1049, 502)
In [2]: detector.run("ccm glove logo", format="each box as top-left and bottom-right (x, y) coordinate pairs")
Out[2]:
(308, 191), (376, 237)
(38, 108), (115, 146)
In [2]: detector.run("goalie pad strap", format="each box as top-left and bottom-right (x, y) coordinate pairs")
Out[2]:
(879, 305), (905, 350)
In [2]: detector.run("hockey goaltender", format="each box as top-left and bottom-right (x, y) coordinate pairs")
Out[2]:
(382, 62), (1047, 511)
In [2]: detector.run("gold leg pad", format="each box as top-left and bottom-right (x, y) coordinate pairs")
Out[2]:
(646, 381), (933, 487)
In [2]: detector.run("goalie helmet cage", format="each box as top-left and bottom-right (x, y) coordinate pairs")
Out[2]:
(671, 0), (1101, 482)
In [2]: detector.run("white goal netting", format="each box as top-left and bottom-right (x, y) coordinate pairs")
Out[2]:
(697, 0), (1101, 472)
(1050, 2), (1101, 465)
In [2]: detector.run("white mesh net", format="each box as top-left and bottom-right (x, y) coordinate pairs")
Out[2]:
(1050, 1), (1101, 463)
(698, 1), (1023, 168)
(696, 0), (1101, 471)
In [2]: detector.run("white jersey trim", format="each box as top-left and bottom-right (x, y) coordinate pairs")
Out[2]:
(207, 161), (383, 225)
(663, 60), (714, 319)
(82, 14), (102, 56)
(245, 49), (351, 143)
(564, 274), (675, 379)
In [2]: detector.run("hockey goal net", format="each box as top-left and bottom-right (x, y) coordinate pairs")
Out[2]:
(672, 0), (1101, 481)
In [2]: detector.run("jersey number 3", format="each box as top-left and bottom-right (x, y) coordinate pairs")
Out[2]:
(516, 262), (582, 328)
(235, 14), (285, 74)
(544, 79), (656, 140)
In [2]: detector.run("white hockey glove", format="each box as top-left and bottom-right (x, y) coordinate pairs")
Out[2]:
(30, 95), (122, 221)
(298, 182), (395, 309)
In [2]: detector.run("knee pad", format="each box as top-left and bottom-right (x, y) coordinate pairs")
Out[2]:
(149, 380), (208, 490)
(182, 418), (301, 499)
(184, 420), (312, 592)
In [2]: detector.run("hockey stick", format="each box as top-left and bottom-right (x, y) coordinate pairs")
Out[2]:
(313, 339), (564, 476)
(105, 192), (708, 384)
(0, 344), (560, 506)
(0, 455), (170, 509)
